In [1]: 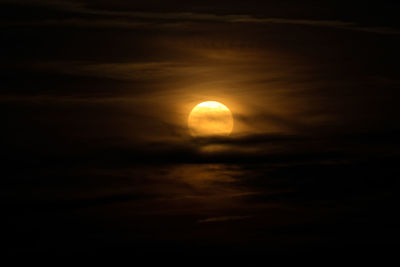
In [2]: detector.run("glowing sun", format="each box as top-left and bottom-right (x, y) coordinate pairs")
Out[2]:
(188, 101), (233, 137)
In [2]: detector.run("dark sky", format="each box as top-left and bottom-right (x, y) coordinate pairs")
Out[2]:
(2, 0), (400, 260)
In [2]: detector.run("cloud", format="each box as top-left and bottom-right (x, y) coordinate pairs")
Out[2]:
(2, 0), (400, 35)
(197, 215), (251, 223)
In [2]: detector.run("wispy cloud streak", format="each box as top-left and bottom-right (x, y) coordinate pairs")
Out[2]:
(1, 0), (400, 35)
(197, 215), (251, 223)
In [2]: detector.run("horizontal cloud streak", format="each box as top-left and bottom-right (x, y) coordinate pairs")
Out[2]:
(1, 0), (400, 35)
(198, 215), (251, 223)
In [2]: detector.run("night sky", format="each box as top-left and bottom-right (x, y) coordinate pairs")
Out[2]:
(2, 0), (400, 260)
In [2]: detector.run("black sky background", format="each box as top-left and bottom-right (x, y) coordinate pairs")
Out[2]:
(2, 0), (400, 260)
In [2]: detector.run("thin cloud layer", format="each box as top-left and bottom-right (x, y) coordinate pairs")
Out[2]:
(1, 0), (400, 34)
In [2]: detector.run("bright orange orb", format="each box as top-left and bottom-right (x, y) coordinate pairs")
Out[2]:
(188, 101), (233, 137)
